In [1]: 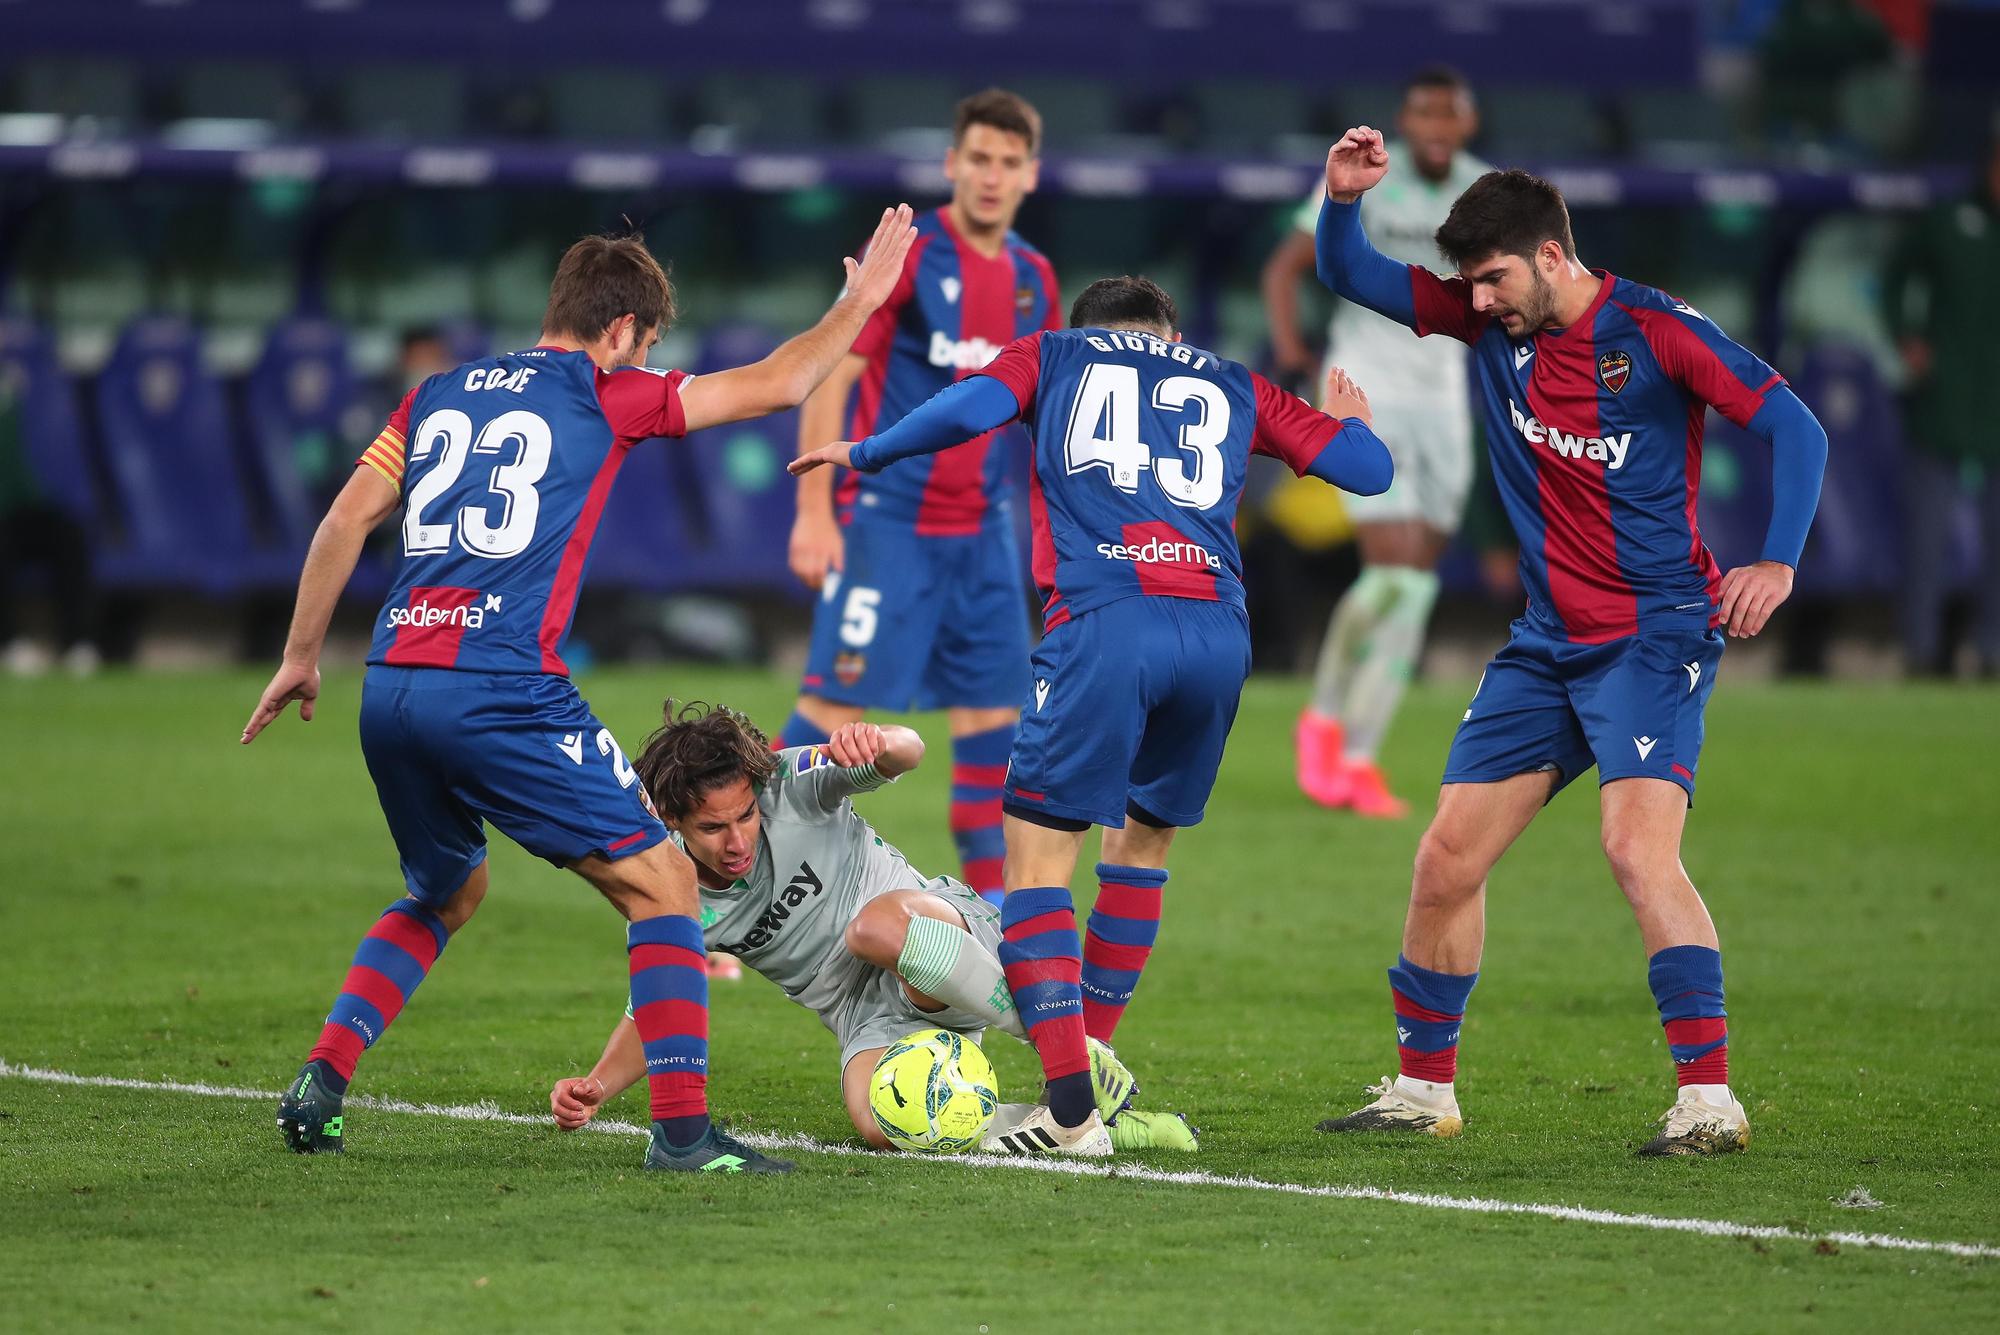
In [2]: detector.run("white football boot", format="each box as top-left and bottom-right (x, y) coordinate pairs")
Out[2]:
(983, 1104), (1112, 1157)
(1317, 1076), (1464, 1138)
(1636, 1087), (1750, 1157)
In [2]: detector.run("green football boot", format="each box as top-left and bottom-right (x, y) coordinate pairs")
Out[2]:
(644, 1122), (795, 1174)
(1087, 1037), (1138, 1122)
(277, 1061), (347, 1155)
(1106, 1108), (1199, 1153)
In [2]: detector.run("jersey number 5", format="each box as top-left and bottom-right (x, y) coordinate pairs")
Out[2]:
(403, 408), (553, 560)
(1061, 363), (1229, 510)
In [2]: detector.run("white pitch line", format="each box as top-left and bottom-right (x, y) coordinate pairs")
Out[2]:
(5, 1059), (1995, 1262)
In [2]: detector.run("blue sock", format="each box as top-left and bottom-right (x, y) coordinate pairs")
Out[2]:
(1388, 954), (1478, 1085)
(949, 724), (1014, 907)
(1647, 945), (1729, 1088)
(999, 886), (1093, 1127)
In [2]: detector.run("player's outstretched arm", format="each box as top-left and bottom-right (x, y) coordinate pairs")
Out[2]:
(790, 376), (1021, 477)
(551, 1014), (646, 1131)
(240, 466), (400, 744)
(679, 205), (917, 434)
(1719, 385), (1828, 638)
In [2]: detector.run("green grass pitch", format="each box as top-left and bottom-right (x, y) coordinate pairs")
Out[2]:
(2, 667), (1996, 1331)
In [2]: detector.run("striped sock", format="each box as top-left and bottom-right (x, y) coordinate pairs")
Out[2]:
(308, 898), (450, 1085)
(999, 886), (1092, 1126)
(776, 710), (830, 750)
(949, 725), (1013, 907)
(1648, 944), (1728, 1087)
(1390, 954), (1478, 1084)
(1081, 862), (1167, 1041)
(627, 914), (710, 1145)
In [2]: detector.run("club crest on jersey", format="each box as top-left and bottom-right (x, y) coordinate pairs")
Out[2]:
(834, 651), (866, 686)
(1598, 350), (1633, 394)
(1016, 286), (1035, 313)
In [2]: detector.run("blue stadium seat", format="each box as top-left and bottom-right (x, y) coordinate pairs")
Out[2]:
(684, 324), (807, 600)
(0, 316), (98, 524)
(243, 317), (357, 551)
(93, 316), (289, 594)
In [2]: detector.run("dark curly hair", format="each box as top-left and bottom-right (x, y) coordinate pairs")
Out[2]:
(633, 700), (778, 821)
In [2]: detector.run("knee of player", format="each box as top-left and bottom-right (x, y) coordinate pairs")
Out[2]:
(1599, 826), (1671, 889)
(1411, 827), (1481, 904)
(842, 904), (907, 968)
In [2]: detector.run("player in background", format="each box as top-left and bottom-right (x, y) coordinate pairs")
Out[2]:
(240, 207), (919, 1174)
(794, 277), (1394, 1153)
(783, 89), (1060, 911)
(1260, 66), (1488, 818)
(1311, 129), (1828, 1154)
(545, 703), (1195, 1152)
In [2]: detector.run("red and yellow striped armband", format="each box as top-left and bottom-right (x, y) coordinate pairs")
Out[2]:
(357, 424), (408, 491)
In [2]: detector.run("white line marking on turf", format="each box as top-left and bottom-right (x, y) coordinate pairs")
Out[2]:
(5, 1059), (1995, 1262)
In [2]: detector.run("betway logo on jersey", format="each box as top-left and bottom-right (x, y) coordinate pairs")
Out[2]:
(1507, 399), (1631, 470)
(1095, 536), (1224, 570)
(717, 860), (823, 954)
(927, 331), (1003, 371)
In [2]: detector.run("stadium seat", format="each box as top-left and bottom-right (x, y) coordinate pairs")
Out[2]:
(241, 318), (356, 547)
(92, 315), (289, 594)
(0, 316), (99, 525)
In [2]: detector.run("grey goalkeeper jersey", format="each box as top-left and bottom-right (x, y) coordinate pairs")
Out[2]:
(686, 746), (928, 1016)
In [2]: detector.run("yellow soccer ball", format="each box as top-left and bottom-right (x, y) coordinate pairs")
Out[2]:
(868, 1027), (998, 1153)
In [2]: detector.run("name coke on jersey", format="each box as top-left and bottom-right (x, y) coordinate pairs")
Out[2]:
(1082, 330), (1214, 372)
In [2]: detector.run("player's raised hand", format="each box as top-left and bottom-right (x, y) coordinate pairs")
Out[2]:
(789, 441), (858, 476)
(1325, 126), (1391, 202)
(825, 720), (889, 769)
(240, 661), (320, 744)
(550, 1076), (606, 1132)
(1322, 366), (1373, 427)
(1717, 560), (1794, 639)
(842, 204), (918, 313)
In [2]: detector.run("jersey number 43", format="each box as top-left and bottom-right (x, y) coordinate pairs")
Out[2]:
(1061, 363), (1230, 511)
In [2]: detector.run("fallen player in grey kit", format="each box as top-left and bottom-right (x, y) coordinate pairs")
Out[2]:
(547, 700), (1197, 1153)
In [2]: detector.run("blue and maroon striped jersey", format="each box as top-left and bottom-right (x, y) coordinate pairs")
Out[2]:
(840, 207), (1059, 535)
(1410, 269), (1784, 643)
(977, 328), (1363, 631)
(356, 347), (688, 674)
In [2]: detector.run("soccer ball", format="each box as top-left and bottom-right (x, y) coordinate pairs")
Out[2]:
(868, 1027), (998, 1153)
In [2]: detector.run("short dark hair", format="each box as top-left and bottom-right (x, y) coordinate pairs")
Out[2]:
(542, 233), (676, 343)
(953, 88), (1042, 156)
(633, 700), (778, 822)
(1068, 276), (1179, 335)
(1434, 169), (1575, 268)
(1403, 64), (1472, 102)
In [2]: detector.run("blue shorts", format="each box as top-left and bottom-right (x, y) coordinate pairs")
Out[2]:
(1004, 597), (1252, 829)
(800, 511), (1031, 712)
(359, 666), (667, 905)
(1442, 617), (1726, 802)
